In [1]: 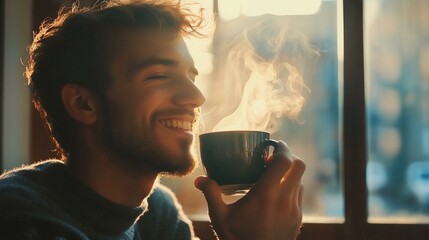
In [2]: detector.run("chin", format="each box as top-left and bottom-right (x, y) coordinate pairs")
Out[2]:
(161, 152), (198, 177)
(157, 138), (198, 176)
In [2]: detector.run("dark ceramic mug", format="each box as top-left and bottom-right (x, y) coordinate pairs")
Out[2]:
(199, 130), (278, 194)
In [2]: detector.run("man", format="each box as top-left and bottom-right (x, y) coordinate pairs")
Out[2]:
(0, 1), (306, 239)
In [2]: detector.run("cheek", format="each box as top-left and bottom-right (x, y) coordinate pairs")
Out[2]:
(129, 92), (167, 127)
(107, 84), (173, 124)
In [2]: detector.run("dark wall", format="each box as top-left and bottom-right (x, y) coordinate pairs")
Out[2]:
(0, 0), (4, 171)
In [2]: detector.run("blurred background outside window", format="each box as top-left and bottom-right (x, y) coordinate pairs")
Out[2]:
(365, 0), (429, 223)
(161, 0), (343, 222)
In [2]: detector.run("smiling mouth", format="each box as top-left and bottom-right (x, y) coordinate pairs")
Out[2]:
(159, 119), (193, 131)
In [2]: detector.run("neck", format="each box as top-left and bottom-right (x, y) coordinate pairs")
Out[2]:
(65, 151), (159, 208)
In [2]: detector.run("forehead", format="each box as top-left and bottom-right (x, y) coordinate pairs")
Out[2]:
(105, 28), (193, 66)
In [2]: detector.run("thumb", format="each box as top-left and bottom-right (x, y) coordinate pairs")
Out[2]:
(194, 176), (227, 220)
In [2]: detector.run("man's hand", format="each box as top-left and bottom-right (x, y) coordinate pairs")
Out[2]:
(194, 141), (305, 240)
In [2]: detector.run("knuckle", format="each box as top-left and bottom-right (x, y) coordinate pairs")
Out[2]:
(293, 159), (306, 171)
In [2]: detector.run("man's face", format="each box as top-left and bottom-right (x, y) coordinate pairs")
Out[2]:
(96, 29), (205, 176)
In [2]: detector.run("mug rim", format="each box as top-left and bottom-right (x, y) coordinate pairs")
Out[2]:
(199, 130), (269, 137)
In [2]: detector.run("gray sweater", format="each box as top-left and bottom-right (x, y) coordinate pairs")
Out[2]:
(0, 160), (198, 240)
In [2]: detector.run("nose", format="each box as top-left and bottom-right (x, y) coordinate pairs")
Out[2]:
(172, 78), (206, 108)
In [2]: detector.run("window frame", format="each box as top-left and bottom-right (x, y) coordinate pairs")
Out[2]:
(193, 0), (429, 239)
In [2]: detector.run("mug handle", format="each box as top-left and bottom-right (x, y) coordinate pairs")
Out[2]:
(255, 139), (278, 165)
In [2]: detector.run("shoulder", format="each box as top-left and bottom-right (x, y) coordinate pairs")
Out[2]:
(0, 160), (62, 211)
(0, 159), (63, 190)
(0, 160), (89, 239)
(0, 161), (48, 213)
(0, 214), (90, 240)
(0, 160), (69, 222)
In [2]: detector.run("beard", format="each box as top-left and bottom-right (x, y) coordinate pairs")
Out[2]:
(96, 98), (197, 176)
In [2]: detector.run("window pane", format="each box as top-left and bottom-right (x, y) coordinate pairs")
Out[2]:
(365, 0), (429, 223)
(162, 0), (343, 222)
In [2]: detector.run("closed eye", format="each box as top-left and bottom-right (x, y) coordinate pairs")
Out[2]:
(146, 74), (169, 80)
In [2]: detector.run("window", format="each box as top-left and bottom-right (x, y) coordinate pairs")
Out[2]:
(5, 0), (425, 239)
(365, 0), (429, 223)
(160, 0), (429, 239)
(163, 0), (343, 222)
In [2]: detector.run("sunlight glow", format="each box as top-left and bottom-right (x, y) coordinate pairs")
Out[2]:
(182, 0), (214, 75)
(218, 0), (323, 20)
(218, 0), (241, 21)
(185, 37), (213, 75)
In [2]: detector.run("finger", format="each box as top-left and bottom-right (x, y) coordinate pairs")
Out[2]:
(298, 185), (304, 210)
(281, 159), (306, 196)
(274, 140), (293, 160)
(194, 176), (227, 220)
(287, 181), (302, 207)
(265, 154), (274, 165)
(291, 184), (303, 212)
(297, 186), (304, 237)
(252, 141), (293, 194)
(296, 185), (304, 226)
(287, 158), (306, 183)
(290, 185), (304, 233)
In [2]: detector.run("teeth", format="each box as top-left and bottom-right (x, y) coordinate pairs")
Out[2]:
(160, 119), (192, 131)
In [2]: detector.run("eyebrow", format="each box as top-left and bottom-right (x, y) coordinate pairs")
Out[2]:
(128, 58), (176, 75)
(128, 57), (199, 76)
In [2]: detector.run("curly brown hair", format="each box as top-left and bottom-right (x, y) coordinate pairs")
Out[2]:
(25, 0), (206, 158)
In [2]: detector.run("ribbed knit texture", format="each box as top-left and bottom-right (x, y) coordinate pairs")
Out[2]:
(0, 160), (198, 240)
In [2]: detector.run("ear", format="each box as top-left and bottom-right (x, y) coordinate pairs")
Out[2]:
(62, 84), (98, 124)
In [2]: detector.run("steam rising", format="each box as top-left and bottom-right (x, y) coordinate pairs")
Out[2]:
(205, 19), (318, 133)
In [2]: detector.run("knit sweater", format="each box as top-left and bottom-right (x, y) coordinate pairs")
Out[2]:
(0, 160), (199, 240)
